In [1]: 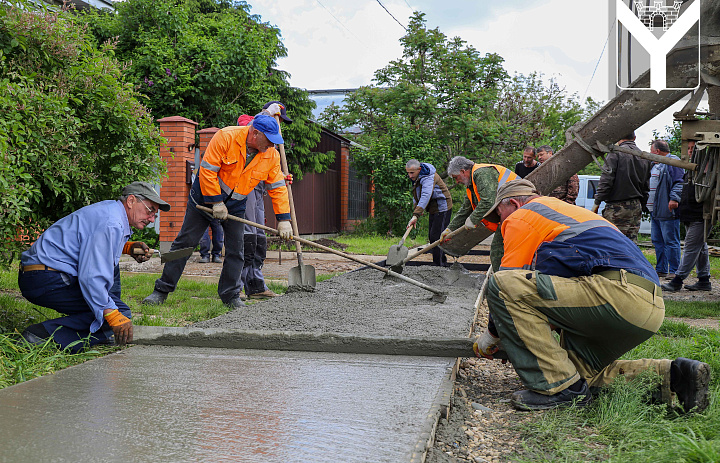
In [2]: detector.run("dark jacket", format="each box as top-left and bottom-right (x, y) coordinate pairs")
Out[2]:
(678, 175), (704, 223)
(650, 154), (684, 221)
(411, 163), (452, 217)
(595, 140), (652, 206)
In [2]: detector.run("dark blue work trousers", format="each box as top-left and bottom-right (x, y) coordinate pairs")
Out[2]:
(18, 265), (129, 352)
(154, 190), (246, 303)
(199, 219), (224, 259)
(428, 210), (451, 266)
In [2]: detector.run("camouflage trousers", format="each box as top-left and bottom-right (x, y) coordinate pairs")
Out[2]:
(487, 269), (671, 396)
(602, 198), (642, 242)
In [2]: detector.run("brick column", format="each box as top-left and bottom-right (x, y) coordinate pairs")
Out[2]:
(157, 116), (198, 252)
(339, 145), (349, 231)
(198, 127), (219, 154)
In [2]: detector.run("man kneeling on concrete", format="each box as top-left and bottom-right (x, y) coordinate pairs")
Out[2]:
(473, 179), (710, 412)
(19, 182), (169, 352)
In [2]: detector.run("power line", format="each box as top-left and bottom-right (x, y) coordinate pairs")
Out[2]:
(314, 0), (371, 50)
(403, 0), (414, 12)
(375, 0), (407, 30)
(583, 21), (615, 100)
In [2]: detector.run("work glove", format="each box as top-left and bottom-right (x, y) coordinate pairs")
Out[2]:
(473, 329), (501, 359)
(263, 103), (283, 117)
(285, 173), (293, 185)
(212, 202), (228, 220)
(464, 216), (477, 230)
(104, 309), (133, 345)
(407, 216), (418, 229)
(590, 203), (600, 214)
(278, 220), (293, 239)
(440, 228), (452, 242)
(123, 241), (152, 263)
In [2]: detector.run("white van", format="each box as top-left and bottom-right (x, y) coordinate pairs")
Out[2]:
(576, 175), (651, 235)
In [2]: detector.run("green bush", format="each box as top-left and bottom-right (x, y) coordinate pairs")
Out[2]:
(0, 1), (166, 264)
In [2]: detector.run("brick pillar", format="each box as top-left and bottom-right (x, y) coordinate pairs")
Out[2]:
(339, 145), (350, 231)
(198, 127), (219, 154)
(157, 116), (198, 252)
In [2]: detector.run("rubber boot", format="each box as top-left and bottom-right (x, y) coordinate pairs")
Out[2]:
(142, 290), (168, 305)
(685, 277), (711, 291)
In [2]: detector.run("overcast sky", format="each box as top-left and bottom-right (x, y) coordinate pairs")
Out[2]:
(247, 0), (691, 149)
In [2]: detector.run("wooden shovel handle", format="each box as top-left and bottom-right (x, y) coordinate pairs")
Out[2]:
(398, 226), (413, 246)
(403, 227), (464, 264)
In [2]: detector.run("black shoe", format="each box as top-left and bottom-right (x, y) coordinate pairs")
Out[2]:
(510, 380), (591, 411)
(142, 290), (168, 305)
(657, 272), (668, 278)
(685, 280), (712, 291)
(225, 297), (245, 309)
(20, 323), (50, 345)
(661, 276), (683, 292)
(199, 256), (210, 263)
(672, 358), (710, 413)
(212, 255), (223, 263)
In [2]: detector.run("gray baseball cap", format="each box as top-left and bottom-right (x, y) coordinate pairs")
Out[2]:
(122, 182), (170, 212)
(483, 179), (539, 223)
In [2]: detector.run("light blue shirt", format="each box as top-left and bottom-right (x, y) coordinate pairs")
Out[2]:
(21, 200), (131, 332)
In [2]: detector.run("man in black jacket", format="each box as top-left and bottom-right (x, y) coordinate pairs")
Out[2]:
(592, 132), (652, 242)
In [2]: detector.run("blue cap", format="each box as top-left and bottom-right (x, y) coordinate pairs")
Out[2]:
(252, 114), (284, 145)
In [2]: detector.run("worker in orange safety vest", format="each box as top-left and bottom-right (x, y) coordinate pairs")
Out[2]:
(143, 115), (292, 309)
(440, 155), (518, 270)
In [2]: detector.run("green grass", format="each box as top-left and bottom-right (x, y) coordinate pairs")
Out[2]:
(333, 234), (427, 255)
(643, 249), (720, 279)
(665, 300), (720, 319)
(513, 323), (720, 462)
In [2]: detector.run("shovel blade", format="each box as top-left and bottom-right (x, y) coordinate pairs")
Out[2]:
(160, 247), (195, 263)
(385, 244), (409, 267)
(288, 264), (316, 290)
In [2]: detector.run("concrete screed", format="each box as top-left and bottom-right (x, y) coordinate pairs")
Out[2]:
(0, 266), (481, 462)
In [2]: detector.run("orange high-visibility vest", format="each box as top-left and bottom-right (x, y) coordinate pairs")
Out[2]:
(499, 196), (620, 271)
(199, 126), (290, 218)
(466, 163), (518, 231)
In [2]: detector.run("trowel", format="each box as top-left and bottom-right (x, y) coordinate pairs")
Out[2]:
(385, 226), (413, 267)
(134, 247), (194, 263)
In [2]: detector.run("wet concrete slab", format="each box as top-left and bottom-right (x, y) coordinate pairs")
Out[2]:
(0, 346), (456, 463)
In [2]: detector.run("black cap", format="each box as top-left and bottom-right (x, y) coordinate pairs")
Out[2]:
(263, 101), (293, 123)
(122, 182), (170, 212)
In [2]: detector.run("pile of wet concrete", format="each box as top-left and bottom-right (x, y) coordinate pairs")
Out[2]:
(194, 266), (482, 339)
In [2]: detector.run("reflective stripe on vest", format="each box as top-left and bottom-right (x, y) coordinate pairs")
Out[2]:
(466, 163), (518, 232)
(219, 177), (248, 202)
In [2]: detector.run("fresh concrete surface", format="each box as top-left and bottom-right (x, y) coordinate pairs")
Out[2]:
(0, 346), (456, 463)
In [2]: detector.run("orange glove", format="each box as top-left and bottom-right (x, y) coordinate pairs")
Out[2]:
(104, 309), (133, 345)
(123, 241), (151, 263)
(473, 329), (500, 359)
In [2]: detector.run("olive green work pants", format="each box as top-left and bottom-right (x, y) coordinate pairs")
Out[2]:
(487, 269), (671, 395)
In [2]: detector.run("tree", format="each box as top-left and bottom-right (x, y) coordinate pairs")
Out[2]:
(0, 1), (166, 262)
(321, 12), (599, 234)
(79, 0), (326, 177)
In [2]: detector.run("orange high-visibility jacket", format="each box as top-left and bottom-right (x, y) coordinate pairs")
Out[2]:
(199, 126), (290, 221)
(467, 163), (518, 232)
(499, 196), (625, 274)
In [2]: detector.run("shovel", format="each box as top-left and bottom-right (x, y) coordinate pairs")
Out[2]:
(386, 226), (413, 267)
(274, 116), (316, 291)
(196, 206), (448, 302)
(134, 247), (194, 263)
(390, 227), (465, 274)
